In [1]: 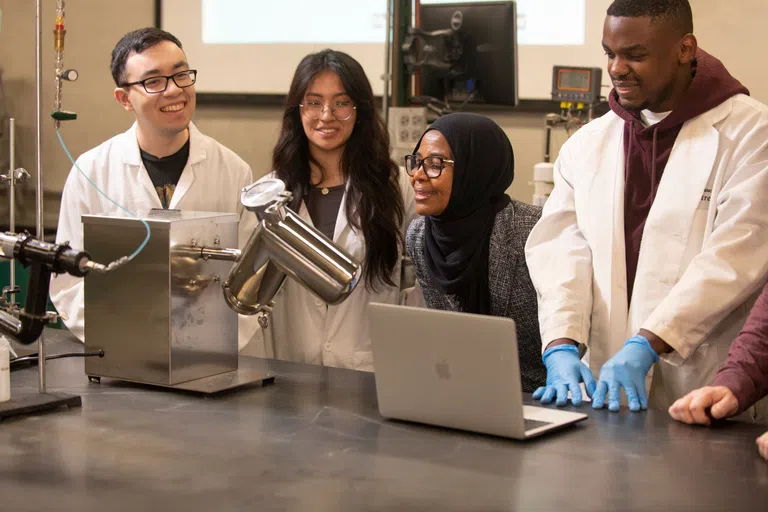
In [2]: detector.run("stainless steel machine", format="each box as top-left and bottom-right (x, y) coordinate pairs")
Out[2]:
(83, 179), (361, 394)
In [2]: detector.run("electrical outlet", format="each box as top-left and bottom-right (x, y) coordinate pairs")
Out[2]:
(388, 107), (427, 150)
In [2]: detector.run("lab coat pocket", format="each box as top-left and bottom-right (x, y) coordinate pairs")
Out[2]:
(652, 342), (718, 410)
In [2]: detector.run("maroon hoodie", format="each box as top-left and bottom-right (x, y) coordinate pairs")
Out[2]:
(608, 49), (749, 302)
(713, 281), (768, 413)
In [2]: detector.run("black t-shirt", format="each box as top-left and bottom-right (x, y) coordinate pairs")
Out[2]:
(140, 139), (190, 209)
(305, 184), (345, 240)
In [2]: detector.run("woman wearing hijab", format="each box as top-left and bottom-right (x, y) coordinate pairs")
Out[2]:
(405, 113), (545, 392)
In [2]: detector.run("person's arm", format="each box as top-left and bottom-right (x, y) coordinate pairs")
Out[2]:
(669, 283), (768, 424)
(524, 142), (593, 351)
(49, 163), (90, 342)
(525, 142), (596, 406)
(642, 117), (768, 363)
(711, 281), (768, 414)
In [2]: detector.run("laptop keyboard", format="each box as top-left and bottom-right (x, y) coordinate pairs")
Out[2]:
(524, 418), (552, 431)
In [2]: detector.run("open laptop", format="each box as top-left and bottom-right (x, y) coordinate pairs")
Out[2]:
(369, 303), (587, 439)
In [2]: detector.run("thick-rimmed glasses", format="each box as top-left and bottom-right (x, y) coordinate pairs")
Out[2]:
(299, 100), (356, 121)
(120, 69), (197, 94)
(404, 155), (455, 179)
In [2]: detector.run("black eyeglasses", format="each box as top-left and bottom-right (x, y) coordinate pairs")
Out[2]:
(120, 69), (197, 94)
(404, 155), (455, 178)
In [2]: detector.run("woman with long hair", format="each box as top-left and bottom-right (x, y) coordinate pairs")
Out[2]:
(242, 49), (416, 371)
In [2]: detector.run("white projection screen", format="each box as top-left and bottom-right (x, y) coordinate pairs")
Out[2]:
(160, 0), (615, 100)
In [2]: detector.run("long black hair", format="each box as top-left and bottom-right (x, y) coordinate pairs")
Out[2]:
(272, 49), (405, 291)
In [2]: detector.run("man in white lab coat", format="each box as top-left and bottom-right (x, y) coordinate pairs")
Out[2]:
(525, 0), (768, 419)
(51, 28), (254, 343)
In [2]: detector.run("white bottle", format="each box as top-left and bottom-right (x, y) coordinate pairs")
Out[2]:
(0, 336), (10, 402)
(532, 162), (555, 207)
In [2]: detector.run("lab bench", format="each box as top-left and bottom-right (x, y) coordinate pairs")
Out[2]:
(1, 329), (767, 511)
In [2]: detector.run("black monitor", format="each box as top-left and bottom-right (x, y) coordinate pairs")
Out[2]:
(406, 1), (519, 108)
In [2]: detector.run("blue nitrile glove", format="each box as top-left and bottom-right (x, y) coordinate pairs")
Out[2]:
(591, 335), (659, 412)
(532, 344), (596, 407)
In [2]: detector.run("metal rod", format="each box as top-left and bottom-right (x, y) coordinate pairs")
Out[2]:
(173, 245), (242, 262)
(199, 247), (242, 262)
(0, 309), (22, 338)
(53, 0), (65, 130)
(8, 117), (15, 304)
(35, 0), (46, 394)
(382, 0), (392, 124)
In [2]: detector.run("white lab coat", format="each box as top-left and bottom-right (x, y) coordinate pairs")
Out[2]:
(525, 94), (768, 420)
(50, 122), (256, 343)
(240, 169), (417, 371)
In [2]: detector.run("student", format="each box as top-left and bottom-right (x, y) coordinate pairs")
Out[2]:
(242, 49), (417, 371)
(525, 0), (768, 415)
(405, 113), (545, 392)
(669, 281), (768, 461)
(51, 27), (254, 343)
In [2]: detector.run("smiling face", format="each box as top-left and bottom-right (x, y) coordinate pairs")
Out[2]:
(300, 71), (356, 157)
(410, 130), (454, 217)
(602, 15), (696, 112)
(114, 40), (195, 143)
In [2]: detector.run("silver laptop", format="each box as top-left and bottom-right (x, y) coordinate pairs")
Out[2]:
(369, 303), (587, 439)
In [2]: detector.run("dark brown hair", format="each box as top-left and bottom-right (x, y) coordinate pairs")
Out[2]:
(272, 49), (405, 291)
(110, 28), (183, 86)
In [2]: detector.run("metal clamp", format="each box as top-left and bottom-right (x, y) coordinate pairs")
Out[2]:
(0, 168), (31, 184)
(1, 285), (21, 304)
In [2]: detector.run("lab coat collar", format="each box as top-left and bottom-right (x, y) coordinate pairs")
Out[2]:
(588, 108), (723, 354)
(120, 122), (208, 209)
(332, 180), (353, 241)
(120, 121), (207, 167)
(627, 112), (721, 333)
(297, 180), (354, 242)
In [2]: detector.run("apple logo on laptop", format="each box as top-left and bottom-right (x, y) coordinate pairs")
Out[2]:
(435, 359), (452, 380)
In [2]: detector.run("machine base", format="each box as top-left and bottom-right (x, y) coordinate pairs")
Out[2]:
(0, 391), (82, 421)
(87, 356), (275, 395)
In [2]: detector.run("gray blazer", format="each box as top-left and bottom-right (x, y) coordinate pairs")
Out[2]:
(406, 200), (546, 392)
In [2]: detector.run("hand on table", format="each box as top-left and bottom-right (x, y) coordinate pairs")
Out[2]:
(757, 432), (768, 461)
(532, 344), (596, 407)
(592, 335), (658, 412)
(668, 386), (739, 425)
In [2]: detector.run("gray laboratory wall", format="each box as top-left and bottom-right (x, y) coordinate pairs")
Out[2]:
(0, 0), (566, 232)
(2, 0), (762, 232)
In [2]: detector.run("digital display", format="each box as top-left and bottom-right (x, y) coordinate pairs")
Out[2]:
(558, 70), (590, 91)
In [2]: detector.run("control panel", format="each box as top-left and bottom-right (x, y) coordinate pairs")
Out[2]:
(551, 66), (602, 104)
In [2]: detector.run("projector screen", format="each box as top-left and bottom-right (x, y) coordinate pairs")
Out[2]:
(161, 0), (613, 100)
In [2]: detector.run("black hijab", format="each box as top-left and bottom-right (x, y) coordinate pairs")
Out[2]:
(416, 113), (514, 314)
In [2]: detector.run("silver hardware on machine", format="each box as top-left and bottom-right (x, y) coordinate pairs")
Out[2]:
(223, 178), (360, 316)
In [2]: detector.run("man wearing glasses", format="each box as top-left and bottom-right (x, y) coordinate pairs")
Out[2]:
(51, 27), (255, 344)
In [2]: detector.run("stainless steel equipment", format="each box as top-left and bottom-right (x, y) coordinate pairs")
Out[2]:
(82, 180), (362, 394)
(83, 210), (245, 390)
(222, 178), (360, 317)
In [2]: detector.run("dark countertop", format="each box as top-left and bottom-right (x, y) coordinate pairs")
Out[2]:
(2, 330), (767, 511)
